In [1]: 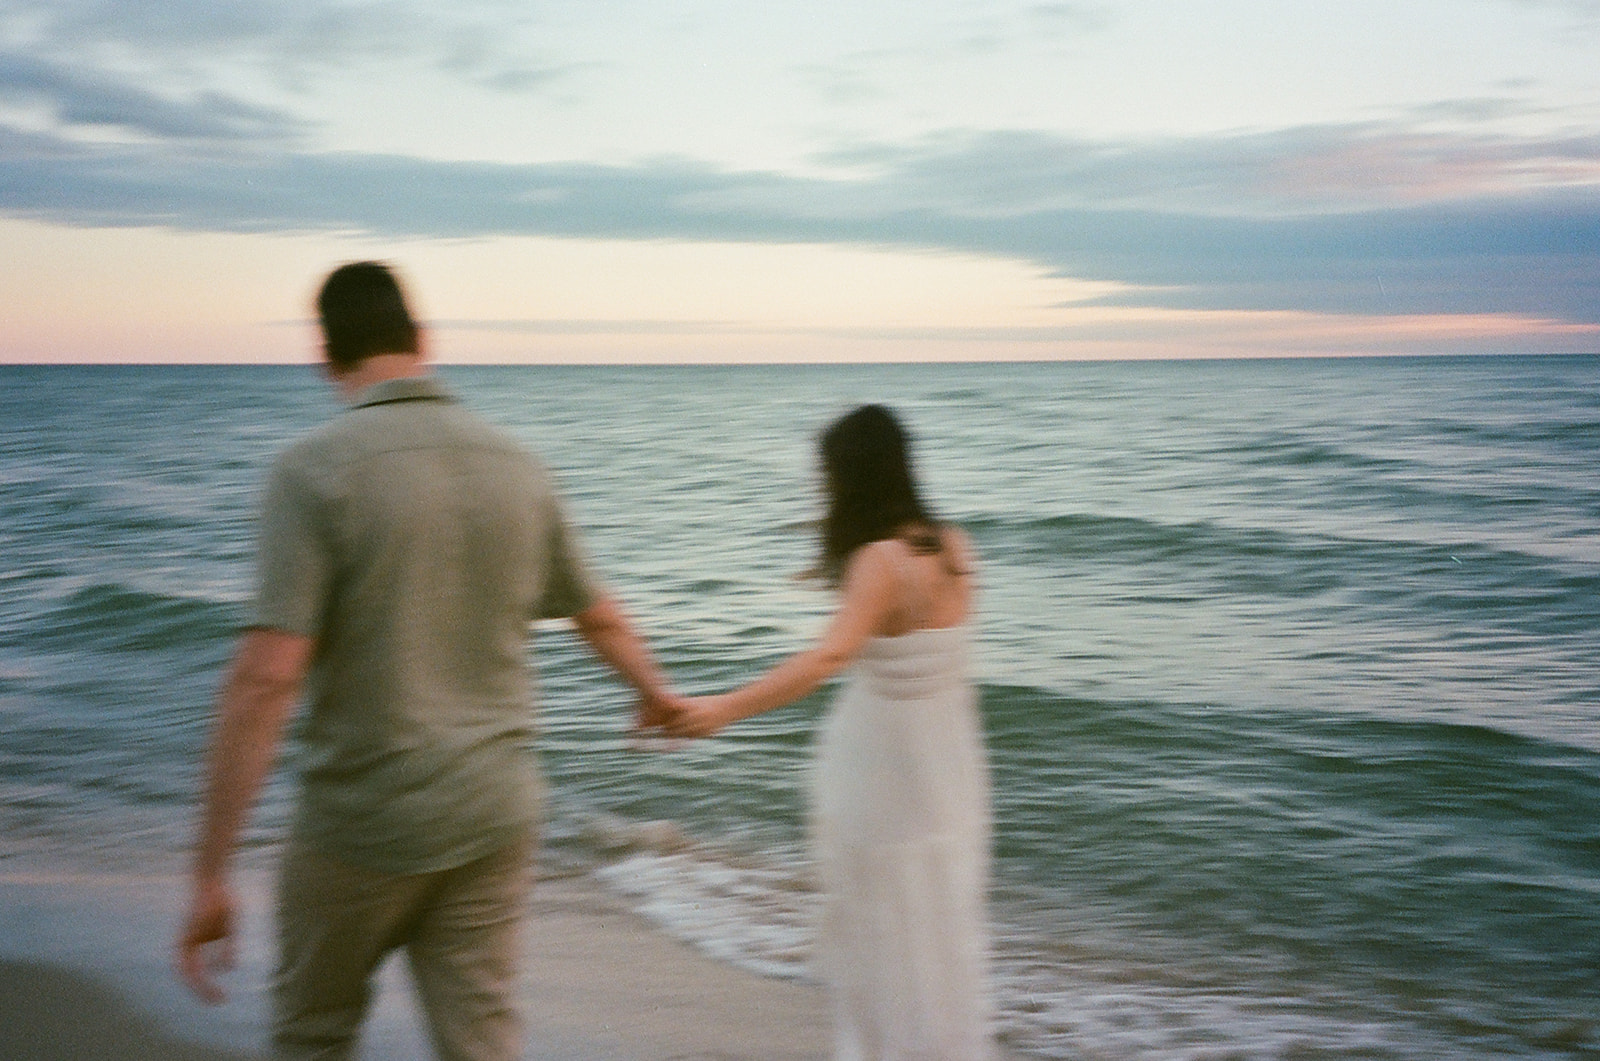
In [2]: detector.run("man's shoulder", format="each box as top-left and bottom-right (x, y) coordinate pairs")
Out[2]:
(427, 404), (556, 485)
(271, 411), (369, 479)
(435, 402), (539, 455)
(274, 398), (555, 501)
(270, 418), (340, 475)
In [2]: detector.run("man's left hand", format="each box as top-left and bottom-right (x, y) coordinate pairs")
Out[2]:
(176, 874), (238, 1004)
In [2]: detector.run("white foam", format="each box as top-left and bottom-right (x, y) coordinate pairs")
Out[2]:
(597, 848), (819, 981)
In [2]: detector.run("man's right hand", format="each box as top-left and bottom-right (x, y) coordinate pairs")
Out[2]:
(660, 694), (736, 739)
(634, 687), (687, 732)
(176, 873), (238, 1004)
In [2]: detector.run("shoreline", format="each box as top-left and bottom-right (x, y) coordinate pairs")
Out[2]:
(0, 859), (831, 1061)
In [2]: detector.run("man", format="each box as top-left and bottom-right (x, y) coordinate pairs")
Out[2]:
(176, 261), (671, 1061)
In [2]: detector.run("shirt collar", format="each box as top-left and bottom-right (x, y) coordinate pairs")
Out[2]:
(349, 375), (456, 409)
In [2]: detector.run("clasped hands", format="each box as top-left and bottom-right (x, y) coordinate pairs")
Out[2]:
(634, 688), (733, 741)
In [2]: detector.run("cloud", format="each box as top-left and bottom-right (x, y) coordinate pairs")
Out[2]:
(2, 114), (1597, 327)
(1027, 3), (1113, 34)
(821, 123), (1600, 215)
(1505, 0), (1600, 26)
(0, 51), (306, 142)
(0, 0), (564, 94)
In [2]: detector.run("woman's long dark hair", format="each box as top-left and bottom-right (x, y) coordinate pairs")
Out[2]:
(815, 404), (941, 585)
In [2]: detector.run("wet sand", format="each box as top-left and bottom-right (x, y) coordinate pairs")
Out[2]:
(0, 863), (830, 1061)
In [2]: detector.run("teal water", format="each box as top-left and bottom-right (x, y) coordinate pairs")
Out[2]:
(1, 359), (1597, 1058)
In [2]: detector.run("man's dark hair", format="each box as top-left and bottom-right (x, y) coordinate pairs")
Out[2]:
(316, 261), (419, 370)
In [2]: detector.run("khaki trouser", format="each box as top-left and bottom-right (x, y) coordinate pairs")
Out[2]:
(272, 831), (536, 1061)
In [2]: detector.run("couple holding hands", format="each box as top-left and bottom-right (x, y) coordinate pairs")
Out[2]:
(178, 261), (993, 1061)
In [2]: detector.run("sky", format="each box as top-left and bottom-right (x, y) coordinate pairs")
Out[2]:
(2, 0), (1599, 363)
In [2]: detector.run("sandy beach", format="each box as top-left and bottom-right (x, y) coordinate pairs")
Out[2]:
(0, 860), (831, 1061)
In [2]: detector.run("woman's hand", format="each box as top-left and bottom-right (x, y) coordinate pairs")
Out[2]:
(662, 694), (737, 739)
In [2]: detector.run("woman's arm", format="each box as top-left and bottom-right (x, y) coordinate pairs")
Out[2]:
(664, 542), (901, 737)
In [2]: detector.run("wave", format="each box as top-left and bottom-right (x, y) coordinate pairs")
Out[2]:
(1423, 412), (1600, 449)
(965, 510), (1600, 620)
(13, 581), (239, 655)
(969, 511), (1357, 573)
(980, 683), (1600, 988)
(1225, 430), (1406, 472)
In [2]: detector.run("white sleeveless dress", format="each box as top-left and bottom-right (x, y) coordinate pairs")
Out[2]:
(810, 623), (994, 1061)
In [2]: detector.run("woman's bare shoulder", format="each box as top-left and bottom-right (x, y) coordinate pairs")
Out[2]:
(840, 537), (908, 584)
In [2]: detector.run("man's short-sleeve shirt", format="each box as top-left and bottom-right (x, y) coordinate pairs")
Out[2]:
(252, 375), (598, 874)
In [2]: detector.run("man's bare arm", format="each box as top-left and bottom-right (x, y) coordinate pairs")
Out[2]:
(176, 628), (312, 1003)
(571, 595), (674, 727)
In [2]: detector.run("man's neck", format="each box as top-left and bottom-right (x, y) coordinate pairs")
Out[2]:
(328, 352), (428, 402)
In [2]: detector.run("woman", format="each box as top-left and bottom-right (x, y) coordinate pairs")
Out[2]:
(664, 404), (994, 1061)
